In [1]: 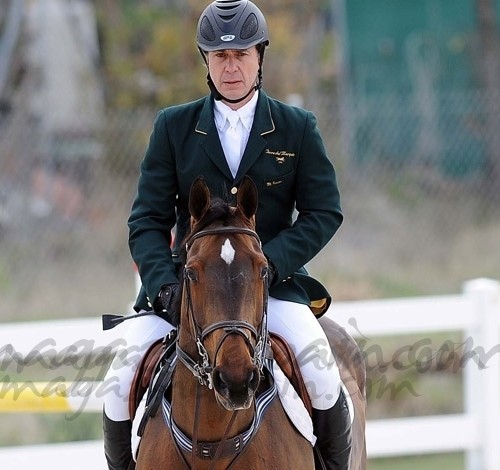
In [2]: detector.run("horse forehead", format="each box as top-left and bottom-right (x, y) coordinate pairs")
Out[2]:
(217, 235), (258, 268)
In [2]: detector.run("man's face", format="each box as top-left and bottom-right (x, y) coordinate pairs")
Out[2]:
(207, 47), (260, 108)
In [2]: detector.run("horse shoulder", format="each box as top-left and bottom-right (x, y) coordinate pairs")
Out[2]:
(135, 413), (179, 469)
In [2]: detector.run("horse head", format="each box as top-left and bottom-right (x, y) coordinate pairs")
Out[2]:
(179, 176), (269, 411)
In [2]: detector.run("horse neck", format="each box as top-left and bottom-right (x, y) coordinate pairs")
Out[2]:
(172, 323), (255, 442)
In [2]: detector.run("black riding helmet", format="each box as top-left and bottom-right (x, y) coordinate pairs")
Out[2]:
(196, 0), (270, 104)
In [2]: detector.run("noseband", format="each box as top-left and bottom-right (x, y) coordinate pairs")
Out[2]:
(176, 226), (269, 389)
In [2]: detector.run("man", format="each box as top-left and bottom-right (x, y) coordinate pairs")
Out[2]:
(103, 1), (350, 469)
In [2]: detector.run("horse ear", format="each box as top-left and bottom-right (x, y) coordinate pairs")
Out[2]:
(237, 176), (258, 220)
(189, 176), (211, 222)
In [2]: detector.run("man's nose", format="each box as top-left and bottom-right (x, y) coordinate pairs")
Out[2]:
(225, 56), (238, 72)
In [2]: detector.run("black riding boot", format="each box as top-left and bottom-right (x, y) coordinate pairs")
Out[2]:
(103, 411), (134, 470)
(312, 390), (352, 470)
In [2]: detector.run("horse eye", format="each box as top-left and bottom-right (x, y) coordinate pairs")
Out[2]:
(260, 267), (269, 279)
(185, 268), (197, 282)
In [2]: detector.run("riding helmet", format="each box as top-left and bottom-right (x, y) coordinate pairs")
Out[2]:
(197, 0), (270, 52)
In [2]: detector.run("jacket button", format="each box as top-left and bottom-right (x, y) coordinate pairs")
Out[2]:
(231, 187), (238, 195)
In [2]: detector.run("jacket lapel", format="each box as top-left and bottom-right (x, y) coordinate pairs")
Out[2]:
(235, 91), (275, 182)
(194, 92), (276, 183)
(195, 96), (233, 180)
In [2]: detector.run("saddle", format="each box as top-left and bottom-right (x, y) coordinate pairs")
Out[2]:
(129, 332), (312, 422)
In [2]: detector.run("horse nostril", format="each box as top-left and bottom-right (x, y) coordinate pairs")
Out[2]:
(213, 370), (229, 395)
(248, 367), (260, 392)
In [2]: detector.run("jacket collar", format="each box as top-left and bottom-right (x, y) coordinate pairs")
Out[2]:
(195, 91), (275, 182)
(195, 91), (274, 136)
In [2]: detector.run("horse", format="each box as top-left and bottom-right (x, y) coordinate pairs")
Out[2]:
(134, 176), (366, 469)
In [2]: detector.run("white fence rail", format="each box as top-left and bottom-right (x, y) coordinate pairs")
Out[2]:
(1, 277), (499, 469)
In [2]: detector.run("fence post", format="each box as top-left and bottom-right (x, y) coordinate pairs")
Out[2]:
(463, 278), (500, 470)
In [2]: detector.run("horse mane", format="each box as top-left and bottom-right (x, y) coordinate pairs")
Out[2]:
(191, 196), (237, 233)
(184, 191), (254, 248)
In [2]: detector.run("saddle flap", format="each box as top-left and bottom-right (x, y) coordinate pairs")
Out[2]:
(270, 333), (312, 416)
(129, 339), (164, 420)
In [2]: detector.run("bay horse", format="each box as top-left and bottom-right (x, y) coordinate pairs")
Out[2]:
(135, 176), (366, 469)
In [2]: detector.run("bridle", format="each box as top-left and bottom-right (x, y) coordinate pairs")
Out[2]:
(176, 226), (269, 390)
(164, 225), (275, 469)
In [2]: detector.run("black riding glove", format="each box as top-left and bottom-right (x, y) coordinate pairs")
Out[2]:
(153, 283), (181, 326)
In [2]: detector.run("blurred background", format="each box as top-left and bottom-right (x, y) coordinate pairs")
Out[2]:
(1, 0), (499, 468)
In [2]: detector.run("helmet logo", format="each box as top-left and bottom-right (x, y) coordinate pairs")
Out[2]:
(220, 34), (235, 42)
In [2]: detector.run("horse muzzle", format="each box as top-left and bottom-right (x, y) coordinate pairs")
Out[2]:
(212, 365), (260, 411)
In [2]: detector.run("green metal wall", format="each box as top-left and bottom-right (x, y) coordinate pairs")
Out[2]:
(346, 0), (477, 94)
(343, 0), (499, 175)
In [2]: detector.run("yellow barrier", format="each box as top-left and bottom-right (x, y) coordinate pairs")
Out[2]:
(0, 381), (103, 413)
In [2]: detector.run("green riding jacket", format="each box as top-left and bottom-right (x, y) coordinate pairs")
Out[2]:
(128, 91), (343, 317)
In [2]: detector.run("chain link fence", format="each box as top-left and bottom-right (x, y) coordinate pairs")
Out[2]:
(1, 86), (499, 322)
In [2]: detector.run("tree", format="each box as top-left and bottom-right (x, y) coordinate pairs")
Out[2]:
(94, 0), (336, 109)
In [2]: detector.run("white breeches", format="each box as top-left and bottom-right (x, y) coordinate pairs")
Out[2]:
(267, 297), (342, 410)
(103, 297), (342, 421)
(103, 314), (175, 421)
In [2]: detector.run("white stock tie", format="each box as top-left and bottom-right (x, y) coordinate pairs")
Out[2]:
(224, 113), (242, 178)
